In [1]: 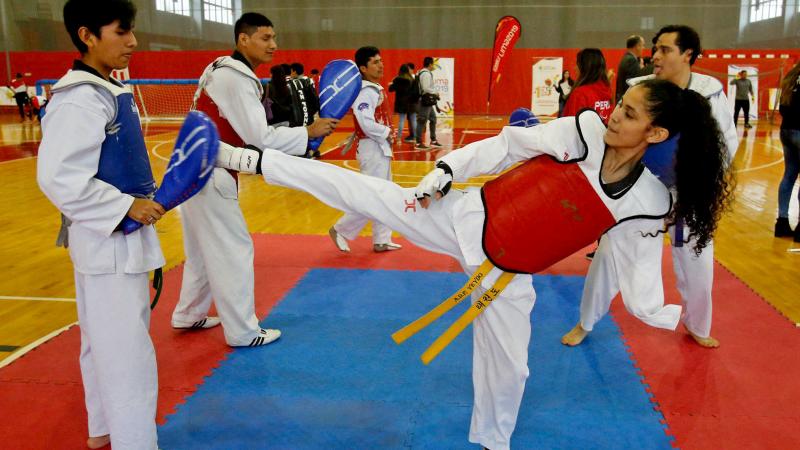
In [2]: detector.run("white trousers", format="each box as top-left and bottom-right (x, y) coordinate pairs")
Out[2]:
(75, 270), (158, 450)
(333, 140), (394, 245)
(172, 168), (262, 345)
(260, 150), (534, 450)
(580, 222), (713, 338)
(669, 224), (714, 338)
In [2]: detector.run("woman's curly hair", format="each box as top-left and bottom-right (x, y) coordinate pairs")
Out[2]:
(640, 79), (734, 255)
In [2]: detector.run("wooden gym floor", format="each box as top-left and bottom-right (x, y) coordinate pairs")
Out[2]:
(0, 111), (797, 364)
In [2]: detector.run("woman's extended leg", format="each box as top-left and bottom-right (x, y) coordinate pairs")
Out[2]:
(259, 150), (463, 259)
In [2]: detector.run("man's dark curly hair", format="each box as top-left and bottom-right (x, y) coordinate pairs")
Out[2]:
(640, 78), (734, 254)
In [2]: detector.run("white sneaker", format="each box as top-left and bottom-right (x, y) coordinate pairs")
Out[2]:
(241, 328), (281, 347)
(171, 316), (221, 329)
(373, 242), (402, 252)
(329, 226), (350, 252)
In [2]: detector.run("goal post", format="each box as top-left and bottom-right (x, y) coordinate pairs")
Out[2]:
(35, 77), (269, 122)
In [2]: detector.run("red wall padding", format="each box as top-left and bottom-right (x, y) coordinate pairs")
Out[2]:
(8, 48), (799, 115)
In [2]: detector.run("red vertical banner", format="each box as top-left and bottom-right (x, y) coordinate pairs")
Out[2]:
(487, 16), (522, 109)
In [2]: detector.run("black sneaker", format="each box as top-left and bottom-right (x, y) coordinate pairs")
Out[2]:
(430, 140), (443, 148)
(775, 218), (794, 237)
(744, 123), (753, 129)
(794, 223), (800, 243)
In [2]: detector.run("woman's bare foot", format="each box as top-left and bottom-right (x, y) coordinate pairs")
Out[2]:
(688, 329), (720, 348)
(87, 435), (110, 449)
(561, 323), (589, 346)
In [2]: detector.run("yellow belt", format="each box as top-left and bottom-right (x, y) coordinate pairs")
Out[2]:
(392, 259), (515, 365)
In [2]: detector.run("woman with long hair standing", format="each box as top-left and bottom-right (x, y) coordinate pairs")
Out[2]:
(561, 48), (613, 122)
(775, 61), (800, 241)
(388, 64), (416, 144)
(555, 69), (574, 116)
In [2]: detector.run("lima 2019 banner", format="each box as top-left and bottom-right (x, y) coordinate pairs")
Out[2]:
(431, 57), (455, 118)
(531, 57), (563, 116)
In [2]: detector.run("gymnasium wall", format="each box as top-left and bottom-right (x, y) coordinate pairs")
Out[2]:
(8, 1), (799, 51)
(6, 48), (799, 116)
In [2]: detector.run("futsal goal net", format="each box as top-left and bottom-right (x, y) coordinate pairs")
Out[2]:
(35, 78), (268, 122)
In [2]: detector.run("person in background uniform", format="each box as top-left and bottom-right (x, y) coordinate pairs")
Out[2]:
(388, 63), (415, 145)
(37, 1), (165, 448)
(9, 72), (32, 120)
(562, 24), (739, 350)
(171, 12), (337, 348)
(730, 70), (755, 129)
(775, 61), (800, 241)
(561, 48), (613, 122)
(328, 46), (403, 254)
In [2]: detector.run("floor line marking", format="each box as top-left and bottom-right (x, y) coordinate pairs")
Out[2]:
(0, 295), (76, 302)
(0, 321), (78, 369)
(150, 140), (173, 162)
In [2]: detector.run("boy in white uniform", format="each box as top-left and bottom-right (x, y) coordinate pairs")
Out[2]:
(170, 12), (337, 347)
(563, 25), (739, 349)
(329, 46), (403, 253)
(37, 1), (164, 448)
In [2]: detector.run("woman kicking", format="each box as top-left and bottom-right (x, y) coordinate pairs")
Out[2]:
(215, 79), (731, 450)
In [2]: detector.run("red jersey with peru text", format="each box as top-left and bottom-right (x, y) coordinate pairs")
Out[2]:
(561, 80), (613, 123)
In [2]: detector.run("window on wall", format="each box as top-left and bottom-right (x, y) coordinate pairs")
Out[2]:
(749, 0), (783, 22)
(156, 0), (191, 16)
(204, 0), (234, 25)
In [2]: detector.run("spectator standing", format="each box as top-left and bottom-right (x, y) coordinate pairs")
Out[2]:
(775, 61), (800, 240)
(415, 56), (441, 150)
(388, 64), (415, 144)
(561, 48), (613, 123)
(555, 69), (574, 115)
(268, 65), (294, 125)
(616, 35), (650, 103)
(9, 72), (32, 121)
(730, 70), (755, 129)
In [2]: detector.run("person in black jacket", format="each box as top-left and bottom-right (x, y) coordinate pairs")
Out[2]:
(615, 35), (650, 103)
(388, 64), (416, 144)
(268, 65), (293, 125)
(776, 61), (800, 241)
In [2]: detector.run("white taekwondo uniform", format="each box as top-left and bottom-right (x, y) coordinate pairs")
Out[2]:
(332, 79), (397, 245)
(579, 72), (739, 339)
(253, 110), (677, 450)
(37, 66), (164, 450)
(172, 53), (307, 346)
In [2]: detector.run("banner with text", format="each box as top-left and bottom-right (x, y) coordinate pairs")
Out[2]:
(531, 57), (563, 117)
(487, 16), (521, 107)
(432, 57), (455, 118)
